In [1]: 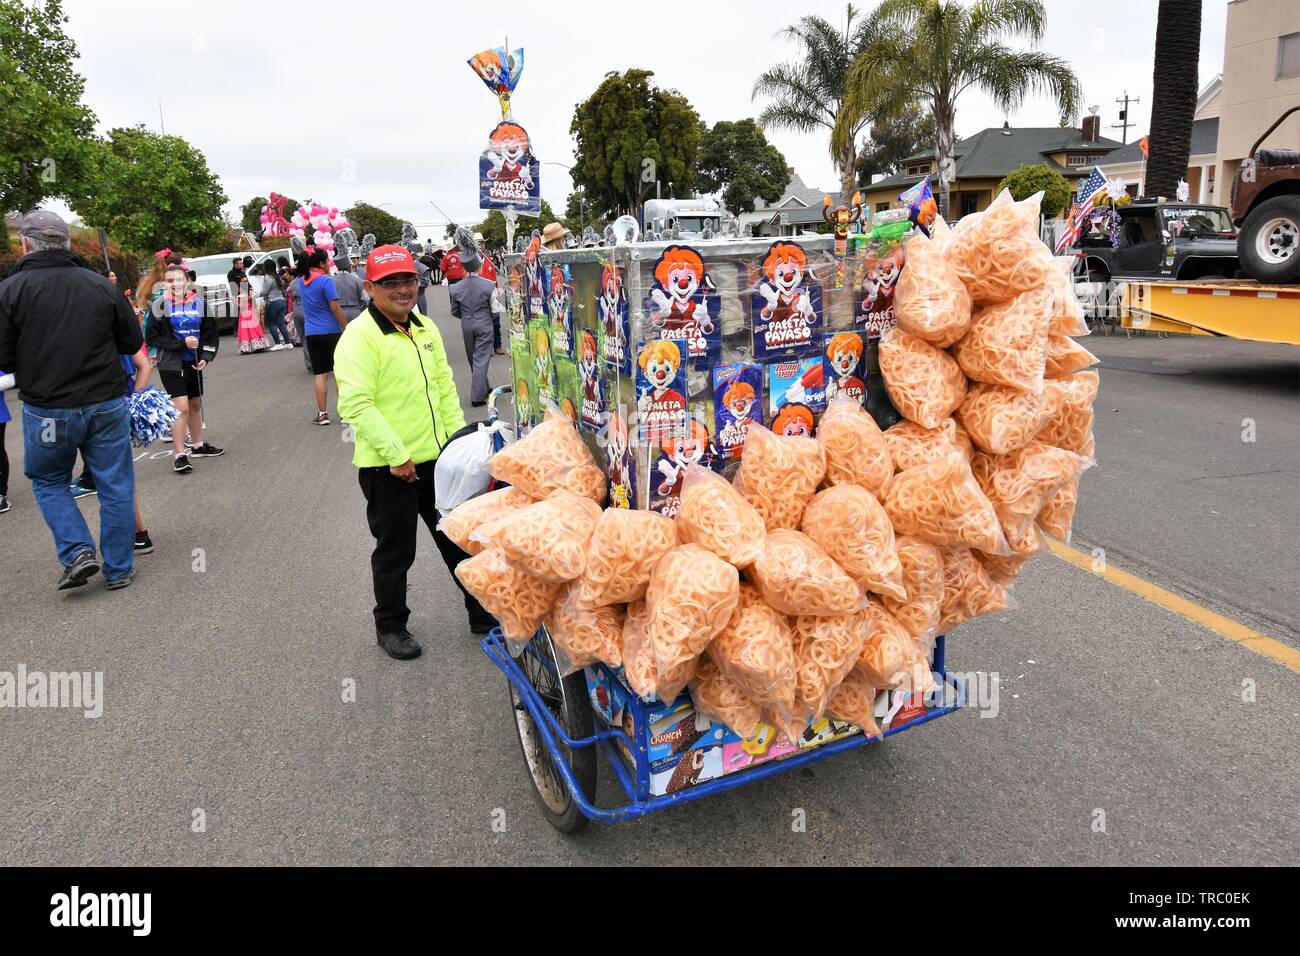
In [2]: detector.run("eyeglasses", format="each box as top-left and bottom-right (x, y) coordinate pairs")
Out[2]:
(375, 275), (419, 289)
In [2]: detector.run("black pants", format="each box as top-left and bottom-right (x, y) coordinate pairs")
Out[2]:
(0, 421), (8, 496)
(357, 460), (493, 634)
(492, 312), (502, 350)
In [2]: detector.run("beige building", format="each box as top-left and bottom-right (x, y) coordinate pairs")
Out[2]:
(1212, 0), (1300, 205)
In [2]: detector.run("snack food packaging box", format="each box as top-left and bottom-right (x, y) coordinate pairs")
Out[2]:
(720, 721), (800, 775)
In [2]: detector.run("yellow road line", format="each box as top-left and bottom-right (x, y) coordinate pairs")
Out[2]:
(1048, 539), (1300, 675)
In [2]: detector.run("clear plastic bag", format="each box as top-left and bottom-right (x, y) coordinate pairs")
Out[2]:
(825, 667), (883, 737)
(575, 508), (678, 607)
(880, 535), (945, 644)
(454, 548), (563, 647)
(883, 449), (1010, 555)
(747, 529), (867, 617)
(937, 546), (1012, 633)
(977, 524), (1048, 586)
(1045, 257), (1089, 337)
(623, 599), (697, 704)
(470, 490), (602, 583)
(957, 380), (1069, 455)
(437, 486), (535, 556)
(815, 396), (894, 498)
(878, 328), (967, 429)
(706, 584), (798, 717)
(971, 442), (1090, 545)
(544, 581), (625, 675)
(953, 285), (1052, 393)
(1036, 475), (1079, 542)
(854, 604), (933, 692)
(732, 421), (826, 531)
(883, 417), (968, 471)
(1035, 370), (1099, 456)
(676, 464), (766, 568)
(488, 408), (607, 503)
(893, 228), (972, 347)
(689, 656), (762, 740)
(946, 189), (1058, 306)
(645, 544), (741, 675)
(1045, 334), (1098, 379)
(801, 483), (906, 600)
(791, 608), (871, 722)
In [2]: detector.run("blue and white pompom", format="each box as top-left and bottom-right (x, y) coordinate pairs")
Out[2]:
(127, 386), (181, 448)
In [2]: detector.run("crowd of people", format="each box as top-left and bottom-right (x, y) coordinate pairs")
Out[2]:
(0, 209), (509, 660)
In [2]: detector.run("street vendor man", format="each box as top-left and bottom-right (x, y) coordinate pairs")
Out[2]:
(334, 244), (497, 660)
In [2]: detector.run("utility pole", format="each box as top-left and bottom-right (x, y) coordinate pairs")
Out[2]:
(1111, 91), (1139, 144)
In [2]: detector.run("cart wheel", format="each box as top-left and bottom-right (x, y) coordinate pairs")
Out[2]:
(509, 631), (596, 833)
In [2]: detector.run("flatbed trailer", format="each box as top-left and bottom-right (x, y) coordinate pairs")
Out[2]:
(1118, 279), (1300, 345)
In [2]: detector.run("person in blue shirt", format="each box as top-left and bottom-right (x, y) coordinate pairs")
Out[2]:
(296, 247), (350, 426)
(0, 366), (11, 514)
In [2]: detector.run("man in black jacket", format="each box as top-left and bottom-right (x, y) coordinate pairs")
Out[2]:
(0, 211), (144, 590)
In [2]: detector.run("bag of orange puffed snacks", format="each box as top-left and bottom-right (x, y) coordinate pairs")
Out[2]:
(645, 544), (740, 675)
(957, 380), (1068, 455)
(971, 442), (1089, 545)
(791, 608), (871, 722)
(883, 418), (970, 471)
(880, 535), (945, 644)
(488, 409), (607, 503)
(1035, 371), (1098, 457)
(854, 604), (936, 693)
(945, 189), (1057, 306)
(801, 483), (906, 600)
(622, 599), (696, 704)
(471, 490), (602, 583)
(1036, 475), (1079, 541)
(455, 548), (563, 648)
(732, 421), (826, 531)
(878, 328), (967, 429)
(437, 486), (536, 555)
(815, 397), (894, 498)
(706, 585), (797, 718)
(689, 657), (763, 740)
(937, 546), (1011, 633)
(575, 508), (678, 607)
(953, 286), (1052, 393)
(883, 449), (1010, 555)
(747, 529), (867, 617)
(826, 667), (883, 737)
(976, 524), (1048, 586)
(676, 464), (766, 567)
(893, 227), (973, 347)
(544, 581), (625, 675)
(1045, 334), (1098, 378)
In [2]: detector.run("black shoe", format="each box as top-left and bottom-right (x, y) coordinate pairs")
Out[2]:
(57, 550), (100, 590)
(189, 442), (224, 457)
(377, 629), (422, 660)
(174, 454), (193, 474)
(106, 571), (135, 591)
(471, 401), (487, 407)
(0, 495), (9, 514)
(134, 531), (154, 554)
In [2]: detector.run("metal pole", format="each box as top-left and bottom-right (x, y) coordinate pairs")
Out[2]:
(96, 228), (112, 273)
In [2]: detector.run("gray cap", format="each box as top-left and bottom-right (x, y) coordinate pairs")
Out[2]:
(20, 209), (69, 242)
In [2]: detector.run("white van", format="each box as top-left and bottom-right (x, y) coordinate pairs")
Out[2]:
(184, 250), (294, 333)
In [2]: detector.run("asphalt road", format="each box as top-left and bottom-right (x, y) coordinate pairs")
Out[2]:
(1, 293), (1296, 865)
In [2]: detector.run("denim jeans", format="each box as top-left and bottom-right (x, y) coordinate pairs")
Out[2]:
(264, 298), (290, 345)
(22, 396), (135, 581)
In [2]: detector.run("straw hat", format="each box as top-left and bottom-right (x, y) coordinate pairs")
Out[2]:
(541, 222), (570, 248)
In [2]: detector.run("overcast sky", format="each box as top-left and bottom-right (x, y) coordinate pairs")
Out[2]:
(54, 0), (1228, 239)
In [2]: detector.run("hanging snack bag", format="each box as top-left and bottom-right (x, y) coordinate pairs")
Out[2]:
(438, 486), (536, 556)
(575, 508), (678, 608)
(880, 535), (945, 645)
(1035, 370), (1099, 456)
(471, 490), (602, 583)
(977, 524), (1048, 586)
(946, 189), (1056, 306)
(623, 599), (697, 704)
(1045, 334), (1099, 379)
(937, 546), (1011, 633)
(791, 608), (871, 722)
(455, 548), (563, 647)
(732, 421), (826, 531)
(878, 328), (967, 428)
(953, 286), (1053, 393)
(883, 417), (969, 470)
(689, 657), (763, 740)
(893, 227), (972, 347)
(826, 668), (883, 737)
(815, 396), (894, 499)
(801, 483), (906, 600)
(957, 380), (1069, 455)
(747, 529), (867, 617)
(883, 449), (1010, 554)
(488, 408), (607, 503)
(1036, 475), (1080, 542)
(971, 442), (1089, 545)
(545, 582), (625, 674)
(706, 584), (798, 717)
(645, 544), (741, 675)
(676, 465), (767, 568)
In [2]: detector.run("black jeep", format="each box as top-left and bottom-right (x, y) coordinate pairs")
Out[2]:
(1074, 200), (1239, 283)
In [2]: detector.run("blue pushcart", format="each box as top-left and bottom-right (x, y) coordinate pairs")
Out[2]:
(482, 627), (965, 833)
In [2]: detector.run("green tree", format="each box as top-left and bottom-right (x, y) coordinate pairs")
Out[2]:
(0, 0), (98, 213)
(475, 199), (557, 252)
(695, 119), (791, 215)
(997, 163), (1072, 218)
(855, 103), (937, 185)
(837, 0), (1081, 219)
(74, 125), (228, 254)
(1145, 0), (1201, 200)
(753, 4), (888, 200)
(562, 189), (606, 237)
(344, 202), (404, 245)
(570, 69), (704, 219)
(240, 196), (267, 233)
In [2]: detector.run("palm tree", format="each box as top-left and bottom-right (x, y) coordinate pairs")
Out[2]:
(836, 0), (1082, 220)
(753, 4), (893, 199)
(1144, 0), (1201, 200)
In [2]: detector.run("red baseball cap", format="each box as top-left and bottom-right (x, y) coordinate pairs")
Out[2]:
(366, 244), (416, 282)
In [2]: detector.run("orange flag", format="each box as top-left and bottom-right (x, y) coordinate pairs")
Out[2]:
(1139, 135), (1149, 157)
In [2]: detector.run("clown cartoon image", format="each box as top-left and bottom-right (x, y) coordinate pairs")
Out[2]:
(770, 403), (815, 438)
(597, 262), (629, 374)
(522, 233), (545, 319)
(646, 245), (720, 363)
(651, 419), (718, 518)
(529, 320), (554, 407)
(605, 410), (636, 509)
(823, 331), (867, 404)
(856, 244), (904, 338)
(484, 122), (534, 187)
(635, 339), (688, 445)
(506, 267), (526, 340)
(752, 240), (823, 358)
(712, 362), (764, 460)
(547, 265), (573, 355)
(578, 329), (603, 431)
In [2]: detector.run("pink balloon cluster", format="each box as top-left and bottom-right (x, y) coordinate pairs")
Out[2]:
(287, 200), (352, 263)
(258, 192), (292, 237)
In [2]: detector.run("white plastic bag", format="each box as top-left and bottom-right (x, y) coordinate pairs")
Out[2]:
(434, 421), (513, 515)
(0, 372), (15, 392)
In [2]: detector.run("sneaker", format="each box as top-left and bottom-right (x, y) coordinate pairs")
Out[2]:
(70, 481), (97, 499)
(377, 629), (422, 660)
(0, 495), (9, 514)
(174, 454), (193, 474)
(189, 442), (224, 458)
(106, 571), (135, 591)
(284, 343), (294, 349)
(134, 531), (154, 554)
(57, 550), (100, 591)
(313, 411), (331, 426)
(184, 433), (192, 447)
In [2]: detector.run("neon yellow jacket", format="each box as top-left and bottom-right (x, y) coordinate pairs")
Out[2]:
(334, 307), (467, 468)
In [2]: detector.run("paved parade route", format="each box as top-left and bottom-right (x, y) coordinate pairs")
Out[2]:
(1, 297), (1296, 864)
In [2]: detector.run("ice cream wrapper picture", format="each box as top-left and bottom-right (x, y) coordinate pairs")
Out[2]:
(510, 338), (537, 428)
(479, 121), (541, 214)
(713, 362), (764, 460)
(527, 318), (554, 409)
(546, 264), (574, 357)
(554, 356), (580, 427)
(645, 245), (721, 366)
(635, 339), (688, 447)
(855, 239), (904, 339)
(649, 419), (719, 519)
(605, 409), (637, 509)
(768, 355), (826, 434)
(577, 329), (604, 432)
(597, 261), (631, 376)
(822, 331), (869, 406)
(750, 240), (824, 360)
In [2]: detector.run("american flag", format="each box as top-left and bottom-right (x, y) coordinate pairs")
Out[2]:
(1055, 166), (1110, 254)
